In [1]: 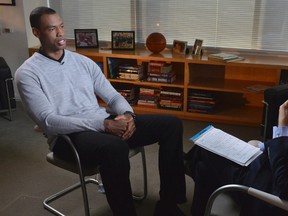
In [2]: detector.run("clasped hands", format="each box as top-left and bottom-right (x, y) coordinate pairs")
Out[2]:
(104, 113), (136, 140)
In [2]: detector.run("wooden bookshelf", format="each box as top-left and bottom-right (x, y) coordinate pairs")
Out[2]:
(29, 42), (288, 126)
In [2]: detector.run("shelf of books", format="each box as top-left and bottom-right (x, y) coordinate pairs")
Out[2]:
(185, 104), (262, 126)
(28, 43), (288, 126)
(107, 57), (185, 112)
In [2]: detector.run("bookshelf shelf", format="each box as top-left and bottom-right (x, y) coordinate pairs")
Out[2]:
(189, 78), (275, 93)
(29, 42), (288, 126)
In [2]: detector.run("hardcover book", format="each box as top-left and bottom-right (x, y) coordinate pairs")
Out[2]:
(208, 52), (242, 62)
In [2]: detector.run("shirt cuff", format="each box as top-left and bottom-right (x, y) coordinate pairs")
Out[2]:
(273, 126), (288, 138)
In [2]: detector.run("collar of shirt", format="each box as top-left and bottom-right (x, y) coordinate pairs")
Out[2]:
(38, 48), (65, 63)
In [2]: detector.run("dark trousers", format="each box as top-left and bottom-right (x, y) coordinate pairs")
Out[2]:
(186, 145), (288, 216)
(186, 145), (246, 216)
(53, 114), (186, 216)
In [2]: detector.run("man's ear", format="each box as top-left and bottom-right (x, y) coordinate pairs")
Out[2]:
(32, 27), (40, 38)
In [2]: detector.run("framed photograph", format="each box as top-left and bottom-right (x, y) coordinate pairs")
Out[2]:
(74, 29), (99, 48)
(173, 40), (187, 54)
(111, 31), (135, 50)
(0, 0), (15, 5)
(192, 39), (203, 55)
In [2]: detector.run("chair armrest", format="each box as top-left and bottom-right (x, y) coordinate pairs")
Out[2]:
(248, 187), (288, 211)
(204, 184), (288, 216)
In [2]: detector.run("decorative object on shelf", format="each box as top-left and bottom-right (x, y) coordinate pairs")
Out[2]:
(192, 39), (203, 56)
(146, 32), (166, 53)
(111, 31), (135, 50)
(172, 40), (187, 55)
(0, 0), (15, 6)
(74, 29), (99, 48)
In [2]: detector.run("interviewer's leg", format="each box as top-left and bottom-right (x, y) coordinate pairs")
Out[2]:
(186, 145), (246, 216)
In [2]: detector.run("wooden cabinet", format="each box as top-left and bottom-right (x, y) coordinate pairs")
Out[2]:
(29, 43), (288, 126)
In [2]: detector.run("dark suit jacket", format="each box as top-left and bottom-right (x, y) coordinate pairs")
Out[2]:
(240, 136), (288, 215)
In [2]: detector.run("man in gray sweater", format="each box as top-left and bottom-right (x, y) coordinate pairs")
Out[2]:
(15, 6), (186, 216)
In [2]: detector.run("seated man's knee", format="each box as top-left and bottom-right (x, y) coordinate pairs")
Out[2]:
(164, 115), (183, 132)
(104, 137), (129, 161)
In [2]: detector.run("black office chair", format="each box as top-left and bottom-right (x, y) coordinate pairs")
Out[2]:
(0, 56), (16, 121)
(43, 134), (147, 216)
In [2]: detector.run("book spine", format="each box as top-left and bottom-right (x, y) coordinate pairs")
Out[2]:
(160, 90), (182, 96)
(147, 71), (175, 78)
(148, 61), (166, 67)
(147, 75), (176, 83)
(118, 72), (139, 80)
(140, 87), (160, 95)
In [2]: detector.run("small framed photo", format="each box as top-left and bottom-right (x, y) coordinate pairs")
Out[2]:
(192, 39), (203, 55)
(0, 0), (15, 6)
(173, 40), (187, 54)
(74, 29), (99, 48)
(111, 31), (135, 50)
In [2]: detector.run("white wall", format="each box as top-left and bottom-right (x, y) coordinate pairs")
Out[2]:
(0, 0), (47, 99)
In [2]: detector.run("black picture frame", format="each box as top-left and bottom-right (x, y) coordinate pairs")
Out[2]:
(192, 39), (203, 55)
(111, 31), (135, 50)
(0, 0), (15, 6)
(74, 29), (99, 48)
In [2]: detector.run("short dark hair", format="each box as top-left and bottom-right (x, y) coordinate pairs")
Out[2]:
(30, 7), (56, 29)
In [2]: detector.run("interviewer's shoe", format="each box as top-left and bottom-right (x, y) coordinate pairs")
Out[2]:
(153, 200), (186, 216)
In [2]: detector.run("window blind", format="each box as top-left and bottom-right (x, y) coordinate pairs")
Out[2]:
(49, 0), (288, 52)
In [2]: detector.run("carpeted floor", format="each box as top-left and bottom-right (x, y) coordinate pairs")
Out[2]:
(0, 102), (262, 216)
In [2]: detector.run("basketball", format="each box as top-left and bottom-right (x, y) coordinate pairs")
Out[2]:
(146, 32), (166, 53)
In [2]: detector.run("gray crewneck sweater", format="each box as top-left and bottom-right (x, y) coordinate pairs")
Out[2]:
(15, 50), (133, 149)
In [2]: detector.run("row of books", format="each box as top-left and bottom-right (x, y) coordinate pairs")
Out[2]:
(187, 91), (216, 114)
(138, 87), (160, 108)
(159, 88), (183, 110)
(113, 83), (138, 106)
(112, 84), (184, 110)
(113, 84), (219, 114)
(118, 65), (145, 81)
(107, 58), (177, 83)
(147, 61), (176, 84)
(138, 87), (184, 110)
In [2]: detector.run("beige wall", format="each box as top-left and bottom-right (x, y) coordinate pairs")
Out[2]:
(0, 0), (47, 99)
